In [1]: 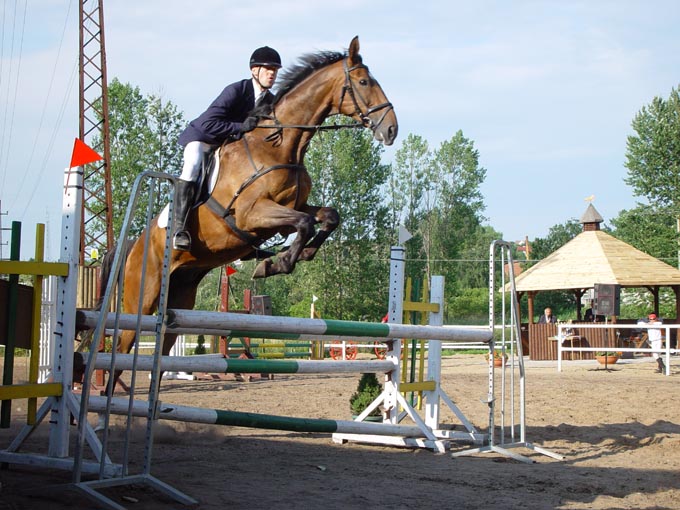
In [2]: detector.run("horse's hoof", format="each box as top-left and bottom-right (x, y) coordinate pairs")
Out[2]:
(252, 258), (272, 279)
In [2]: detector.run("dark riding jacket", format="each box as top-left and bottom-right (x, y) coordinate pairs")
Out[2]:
(178, 79), (257, 147)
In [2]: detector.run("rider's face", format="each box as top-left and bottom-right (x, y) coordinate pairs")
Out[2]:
(252, 65), (278, 89)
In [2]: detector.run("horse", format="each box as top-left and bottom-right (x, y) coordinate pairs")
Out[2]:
(98, 36), (398, 395)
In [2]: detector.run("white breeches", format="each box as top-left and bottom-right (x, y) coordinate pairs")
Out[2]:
(180, 141), (212, 182)
(649, 333), (663, 360)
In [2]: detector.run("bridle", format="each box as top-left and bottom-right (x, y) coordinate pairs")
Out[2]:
(339, 58), (394, 132)
(260, 56), (394, 144)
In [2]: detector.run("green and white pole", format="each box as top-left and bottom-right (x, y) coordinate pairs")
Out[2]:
(75, 309), (493, 344)
(87, 396), (425, 438)
(94, 353), (396, 375)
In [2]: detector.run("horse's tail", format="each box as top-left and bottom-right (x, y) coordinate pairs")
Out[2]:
(95, 238), (136, 311)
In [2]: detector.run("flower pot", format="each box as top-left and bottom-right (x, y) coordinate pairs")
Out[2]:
(596, 355), (619, 365)
(485, 353), (507, 367)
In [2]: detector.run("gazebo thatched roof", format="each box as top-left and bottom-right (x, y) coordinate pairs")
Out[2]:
(513, 229), (680, 292)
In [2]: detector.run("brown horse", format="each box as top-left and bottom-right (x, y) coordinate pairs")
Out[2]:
(100, 36), (397, 392)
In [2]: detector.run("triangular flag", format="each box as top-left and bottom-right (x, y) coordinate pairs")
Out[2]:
(69, 138), (103, 168)
(226, 266), (238, 276)
(312, 295), (318, 302)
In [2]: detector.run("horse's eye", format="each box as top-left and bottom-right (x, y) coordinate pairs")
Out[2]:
(359, 79), (368, 86)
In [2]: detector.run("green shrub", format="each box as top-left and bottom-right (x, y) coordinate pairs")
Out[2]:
(349, 373), (382, 416)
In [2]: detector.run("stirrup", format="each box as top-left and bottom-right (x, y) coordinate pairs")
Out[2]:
(173, 230), (192, 251)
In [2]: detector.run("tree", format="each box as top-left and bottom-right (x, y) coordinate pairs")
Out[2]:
(263, 121), (392, 321)
(389, 133), (431, 281)
(305, 124), (391, 320)
(624, 85), (680, 266)
(610, 206), (678, 265)
(90, 79), (185, 239)
(529, 219), (581, 261)
(425, 130), (487, 289)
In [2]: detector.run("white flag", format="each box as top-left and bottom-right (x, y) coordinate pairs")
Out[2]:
(312, 295), (319, 302)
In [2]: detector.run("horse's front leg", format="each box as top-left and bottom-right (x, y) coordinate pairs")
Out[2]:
(248, 201), (317, 278)
(297, 205), (339, 262)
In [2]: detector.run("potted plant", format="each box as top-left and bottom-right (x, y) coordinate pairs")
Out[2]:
(484, 349), (508, 367)
(349, 373), (383, 422)
(595, 351), (621, 365)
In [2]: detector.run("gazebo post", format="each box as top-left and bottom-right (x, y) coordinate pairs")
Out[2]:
(527, 291), (536, 323)
(574, 289), (586, 320)
(673, 286), (680, 348)
(650, 286), (660, 315)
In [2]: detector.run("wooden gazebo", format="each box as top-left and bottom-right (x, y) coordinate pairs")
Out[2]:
(512, 204), (680, 360)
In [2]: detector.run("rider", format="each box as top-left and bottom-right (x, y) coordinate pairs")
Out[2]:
(173, 46), (282, 251)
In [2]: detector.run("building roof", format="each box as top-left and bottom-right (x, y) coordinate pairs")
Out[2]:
(512, 229), (680, 291)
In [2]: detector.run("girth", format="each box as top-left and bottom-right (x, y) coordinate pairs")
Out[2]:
(205, 162), (306, 247)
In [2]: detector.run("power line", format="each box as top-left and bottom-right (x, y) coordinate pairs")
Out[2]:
(11, 1), (75, 217)
(0, 0), (26, 193)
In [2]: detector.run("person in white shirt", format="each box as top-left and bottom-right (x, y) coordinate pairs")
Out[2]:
(645, 313), (665, 373)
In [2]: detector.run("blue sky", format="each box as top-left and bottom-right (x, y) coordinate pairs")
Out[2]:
(1, 0), (679, 260)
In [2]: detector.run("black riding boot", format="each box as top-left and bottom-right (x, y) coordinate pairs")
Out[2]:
(656, 357), (666, 373)
(172, 180), (196, 251)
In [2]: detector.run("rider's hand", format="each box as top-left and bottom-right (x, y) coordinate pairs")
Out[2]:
(240, 117), (258, 133)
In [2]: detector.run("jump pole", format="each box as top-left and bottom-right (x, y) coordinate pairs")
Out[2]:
(87, 396), (427, 438)
(93, 353), (396, 375)
(75, 309), (493, 344)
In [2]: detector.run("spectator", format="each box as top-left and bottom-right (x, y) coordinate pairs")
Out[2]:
(645, 313), (665, 373)
(584, 300), (605, 322)
(538, 307), (557, 324)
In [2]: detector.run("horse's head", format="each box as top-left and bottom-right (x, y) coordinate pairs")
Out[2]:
(339, 36), (398, 146)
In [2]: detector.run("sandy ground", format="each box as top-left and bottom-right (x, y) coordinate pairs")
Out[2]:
(1, 354), (679, 510)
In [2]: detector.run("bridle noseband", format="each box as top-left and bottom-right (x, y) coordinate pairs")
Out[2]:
(339, 58), (394, 133)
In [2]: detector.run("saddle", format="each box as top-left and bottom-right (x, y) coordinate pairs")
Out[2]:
(193, 146), (276, 262)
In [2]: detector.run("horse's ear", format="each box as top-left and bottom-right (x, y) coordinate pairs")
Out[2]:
(348, 36), (361, 64)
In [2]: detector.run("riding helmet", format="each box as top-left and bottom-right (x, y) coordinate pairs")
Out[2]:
(250, 46), (282, 69)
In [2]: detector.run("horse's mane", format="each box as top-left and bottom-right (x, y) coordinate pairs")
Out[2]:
(275, 50), (346, 101)
(250, 50), (356, 118)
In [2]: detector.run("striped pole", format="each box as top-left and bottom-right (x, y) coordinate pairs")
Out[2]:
(93, 353), (396, 374)
(76, 309), (493, 344)
(87, 396), (425, 437)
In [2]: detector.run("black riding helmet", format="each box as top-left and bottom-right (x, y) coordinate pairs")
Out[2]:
(250, 46), (282, 69)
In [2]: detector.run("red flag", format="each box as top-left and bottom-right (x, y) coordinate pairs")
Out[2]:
(226, 266), (238, 276)
(69, 138), (103, 168)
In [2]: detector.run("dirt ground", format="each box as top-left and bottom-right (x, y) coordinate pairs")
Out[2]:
(1, 354), (679, 510)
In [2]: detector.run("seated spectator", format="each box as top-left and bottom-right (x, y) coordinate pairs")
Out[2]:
(584, 300), (605, 322)
(538, 307), (557, 324)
